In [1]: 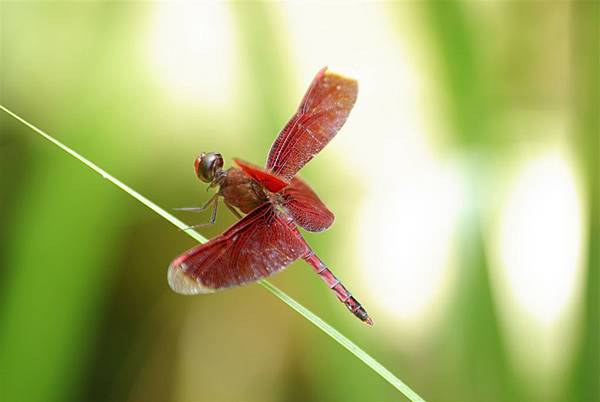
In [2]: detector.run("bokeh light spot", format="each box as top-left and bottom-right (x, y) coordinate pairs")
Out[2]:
(146, 2), (235, 105)
(497, 151), (584, 325)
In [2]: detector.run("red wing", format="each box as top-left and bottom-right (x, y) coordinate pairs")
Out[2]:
(282, 176), (334, 232)
(233, 158), (288, 193)
(168, 203), (308, 294)
(267, 67), (358, 180)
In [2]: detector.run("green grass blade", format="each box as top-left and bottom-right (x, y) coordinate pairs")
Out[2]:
(0, 104), (425, 402)
(259, 280), (424, 401)
(0, 105), (206, 244)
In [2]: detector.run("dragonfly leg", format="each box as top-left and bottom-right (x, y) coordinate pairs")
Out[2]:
(179, 195), (219, 231)
(174, 193), (219, 213)
(224, 200), (243, 219)
(303, 251), (373, 325)
(208, 199), (219, 224)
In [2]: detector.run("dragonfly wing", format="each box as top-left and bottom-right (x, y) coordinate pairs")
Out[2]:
(282, 176), (334, 232)
(266, 67), (358, 180)
(168, 202), (309, 294)
(233, 158), (288, 193)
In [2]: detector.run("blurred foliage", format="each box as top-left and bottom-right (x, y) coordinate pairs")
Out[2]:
(0, 1), (597, 402)
(569, 1), (599, 401)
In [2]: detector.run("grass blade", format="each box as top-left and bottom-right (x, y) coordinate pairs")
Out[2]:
(0, 104), (425, 402)
(260, 280), (424, 401)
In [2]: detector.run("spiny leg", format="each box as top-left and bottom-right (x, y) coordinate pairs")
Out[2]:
(208, 198), (219, 224)
(174, 193), (219, 213)
(224, 200), (243, 219)
(179, 195), (220, 231)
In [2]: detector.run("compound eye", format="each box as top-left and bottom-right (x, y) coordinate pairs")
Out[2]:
(194, 152), (223, 183)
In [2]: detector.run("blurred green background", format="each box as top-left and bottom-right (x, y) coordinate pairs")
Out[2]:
(0, 1), (597, 401)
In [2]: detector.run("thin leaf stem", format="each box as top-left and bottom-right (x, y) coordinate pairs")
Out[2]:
(0, 104), (425, 402)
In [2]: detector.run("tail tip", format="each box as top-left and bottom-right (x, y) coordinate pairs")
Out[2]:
(364, 317), (374, 326)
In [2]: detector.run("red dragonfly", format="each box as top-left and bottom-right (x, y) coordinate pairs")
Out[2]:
(168, 67), (372, 325)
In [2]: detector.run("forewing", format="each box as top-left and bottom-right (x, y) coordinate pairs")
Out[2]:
(267, 67), (358, 180)
(233, 158), (288, 193)
(282, 176), (334, 232)
(168, 203), (308, 294)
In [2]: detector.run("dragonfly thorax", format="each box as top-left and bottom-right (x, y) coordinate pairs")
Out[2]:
(218, 167), (268, 214)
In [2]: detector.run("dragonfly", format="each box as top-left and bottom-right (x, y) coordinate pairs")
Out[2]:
(168, 67), (372, 325)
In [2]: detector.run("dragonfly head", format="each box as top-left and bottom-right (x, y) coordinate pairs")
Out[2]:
(195, 152), (224, 183)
